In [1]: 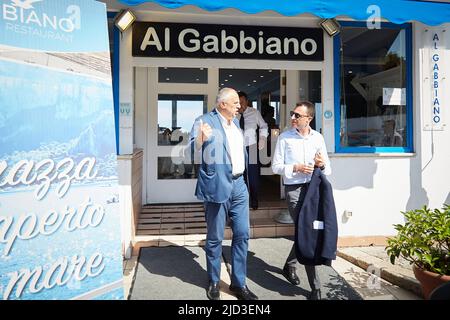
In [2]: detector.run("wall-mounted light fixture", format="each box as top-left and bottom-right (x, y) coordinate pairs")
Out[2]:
(115, 9), (136, 32)
(319, 18), (341, 37)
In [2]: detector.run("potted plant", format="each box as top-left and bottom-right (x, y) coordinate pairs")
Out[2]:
(386, 204), (450, 299)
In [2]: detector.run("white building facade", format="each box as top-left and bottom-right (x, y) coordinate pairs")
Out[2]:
(100, 0), (450, 258)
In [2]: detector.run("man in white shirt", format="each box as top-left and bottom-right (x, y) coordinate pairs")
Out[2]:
(237, 91), (269, 209)
(272, 101), (331, 300)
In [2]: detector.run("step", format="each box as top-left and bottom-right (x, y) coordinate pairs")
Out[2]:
(136, 216), (292, 233)
(137, 208), (287, 222)
(133, 221), (294, 253)
(135, 203), (291, 252)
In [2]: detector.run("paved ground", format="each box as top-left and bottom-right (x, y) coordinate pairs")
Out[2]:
(129, 237), (361, 300)
(124, 240), (423, 300)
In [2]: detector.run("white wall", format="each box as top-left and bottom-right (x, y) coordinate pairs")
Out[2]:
(330, 155), (416, 236)
(117, 155), (133, 258)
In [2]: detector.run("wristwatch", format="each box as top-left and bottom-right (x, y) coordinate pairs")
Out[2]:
(319, 165), (325, 170)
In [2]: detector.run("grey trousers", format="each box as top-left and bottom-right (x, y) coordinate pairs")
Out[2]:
(284, 184), (321, 290)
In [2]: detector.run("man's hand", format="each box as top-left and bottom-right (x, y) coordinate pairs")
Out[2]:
(314, 151), (325, 168)
(196, 119), (212, 148)
(258, 137), (266, 150)
(293, 163), (314, 174)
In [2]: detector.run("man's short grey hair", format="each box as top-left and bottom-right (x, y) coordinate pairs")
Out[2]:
(216, 88), (237, 106)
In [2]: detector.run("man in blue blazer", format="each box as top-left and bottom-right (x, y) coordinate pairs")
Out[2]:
(189, 88), (258, 301)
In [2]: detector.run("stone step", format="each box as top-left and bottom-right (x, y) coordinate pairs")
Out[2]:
(134, 203), (291, 252)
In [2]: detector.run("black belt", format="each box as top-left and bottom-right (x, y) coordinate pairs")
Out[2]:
(284, 182), (309, 187)
(232, 173), (244, 179)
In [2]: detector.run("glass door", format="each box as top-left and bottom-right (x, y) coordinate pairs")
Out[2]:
(145, 67), (217, 203)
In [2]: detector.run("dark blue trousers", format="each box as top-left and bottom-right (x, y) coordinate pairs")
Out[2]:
(204, 176), (249, 287)
(244, 144), (260, 208)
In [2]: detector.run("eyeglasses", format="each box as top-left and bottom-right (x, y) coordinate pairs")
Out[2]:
(290, 111), (310, 119)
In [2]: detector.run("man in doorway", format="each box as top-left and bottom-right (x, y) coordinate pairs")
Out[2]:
(237, 91), (268, 210)
(188, 88), (258, 301)
(271, 101), (331, 300)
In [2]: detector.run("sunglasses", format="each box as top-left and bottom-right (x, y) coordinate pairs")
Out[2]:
(290, 111), (310, 119)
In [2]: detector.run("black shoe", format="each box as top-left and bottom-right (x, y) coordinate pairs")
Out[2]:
(229, 285), (258, 300)
(282, 264), (300, 285)
(308, 289), (321, 300)
(251, 201), (258, 210)
(207, 282), (220, 300)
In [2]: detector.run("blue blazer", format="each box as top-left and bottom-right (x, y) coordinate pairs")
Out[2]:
(190, 109), (247, 203)
(295, 168), (338, 266)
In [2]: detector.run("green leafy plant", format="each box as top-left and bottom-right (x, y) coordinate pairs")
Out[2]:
(386, 204), (450, 275)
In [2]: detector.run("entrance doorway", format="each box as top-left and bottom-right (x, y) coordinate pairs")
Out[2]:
(219, 68), (281, 204)
(136, 66), (322, 204)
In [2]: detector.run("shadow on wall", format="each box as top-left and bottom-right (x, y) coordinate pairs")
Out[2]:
(406, 126), (429, 215)
(328, 158), (378, 190)
(329, 152), (430, 215)
(445, 192), (450, 205)
(405, 153), (429, 213)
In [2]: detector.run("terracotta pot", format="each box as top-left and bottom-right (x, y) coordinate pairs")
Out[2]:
(413, 265), (450, 299)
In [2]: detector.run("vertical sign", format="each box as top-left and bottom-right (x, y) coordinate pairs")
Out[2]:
(0, 0), (123, 299)
(119, 102), (133, 154)
(423, 28), (447, 131)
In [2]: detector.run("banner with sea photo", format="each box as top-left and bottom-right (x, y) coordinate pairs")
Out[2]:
(0, 0), (123, 300)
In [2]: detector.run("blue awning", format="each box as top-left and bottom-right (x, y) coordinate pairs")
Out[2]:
(117, 0), (450, 26)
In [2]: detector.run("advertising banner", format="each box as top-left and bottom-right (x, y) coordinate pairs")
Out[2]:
(0, 0), (123, 300)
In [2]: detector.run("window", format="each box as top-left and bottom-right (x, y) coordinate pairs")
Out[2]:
(334, 22), (413, 153)
(157, 94), (207, 146)
(157, 94), (207, 180)
(158, 67), (207, 83)
(157, 157), (198, 179)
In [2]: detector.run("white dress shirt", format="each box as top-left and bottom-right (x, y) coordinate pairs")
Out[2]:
(217, 110), (245, 175)
(272, 127), (331, 185)
(238, 107), (269, 147)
